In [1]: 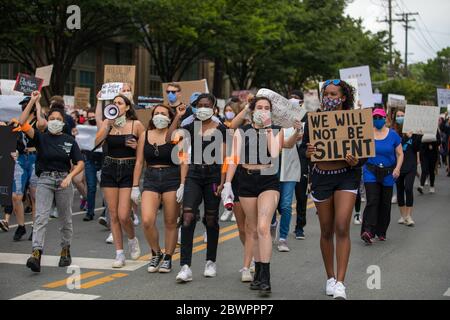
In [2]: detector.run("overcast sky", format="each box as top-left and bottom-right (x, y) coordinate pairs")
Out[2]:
(345, 0), (450, 63)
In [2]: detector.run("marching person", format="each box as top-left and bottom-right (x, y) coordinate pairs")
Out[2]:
(392, 110), (422, 227)
(417, 130), (441, 194)
(132, 104), (187, 273)
(19, 92), (84, 272)
(361, 108), (403, 243)
(303, 80), (365, 299)
(95, 94), (145, 268)
(223, 96), (301, 297)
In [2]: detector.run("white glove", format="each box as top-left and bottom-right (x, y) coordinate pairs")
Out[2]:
(176, 184), (185, 203)
(221, 182), (234, 205)
(131, 186), (141, 204)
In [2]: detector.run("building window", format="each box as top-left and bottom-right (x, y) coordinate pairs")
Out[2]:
(79, 70), (95, 107)
(64, 70), (77, 96)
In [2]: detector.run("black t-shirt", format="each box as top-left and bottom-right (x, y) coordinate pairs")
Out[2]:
(63, 114), (76, 136)
(182, 120), (227, 164)
(400, 134), (422, 174)
(32, 131), (83, 176)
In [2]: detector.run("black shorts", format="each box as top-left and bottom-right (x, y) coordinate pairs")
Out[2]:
(143, 166), (181, 194)
(231, 167), (240, 202)
(100, 157), (135, 188)
(310, 166), (361, 202)
(238, 168), (279, 198)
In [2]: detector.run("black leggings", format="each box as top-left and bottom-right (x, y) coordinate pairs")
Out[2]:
(295, 174), (308, 230)
(180, 165), (221, 267)
(355, 190), (362, 213)
(361, 183), (393, 237)
(396, 171), (415, 207)
(420, 152), (437, 187)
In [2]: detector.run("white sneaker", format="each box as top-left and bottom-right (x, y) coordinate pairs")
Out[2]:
(353, 214), (361, 225)
(128, 237), (141, 260)
(326, 277), (337, 296)
(106, 233), (113, 244)
(404, 216), (415, 227)
(203, 231), (207, 243)
(398, 216), (405, 224)
(391, 195), (397, 204)
(277, 239), (290, 252)
(176, 264), (193, 283)
(220, 209), (233, 222)
(361, 196), (366, 202)
(204, 260), (217, 277)
(231, 213), (236, 222)
(240, 267), (253, 282)
(133, 213), (140, 226)
(429, 187), (435, 194)
(333, 281), (347, 300)
(177, 228), (181, 245)
(112, 253), (126, 268)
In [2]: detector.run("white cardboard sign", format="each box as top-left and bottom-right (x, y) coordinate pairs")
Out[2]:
(339, 65), (374, 108)
(99, 82), (124, 101)
(403, 105), (440, 135)
(35, 65), (53, 87)
(0, 80), (24, 96)
(437, 89), (450, 108)
(75, 125), (101, 151)
(0, 95), (24, 121)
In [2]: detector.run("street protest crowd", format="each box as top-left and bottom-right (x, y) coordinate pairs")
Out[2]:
(0, 76), (449, 301)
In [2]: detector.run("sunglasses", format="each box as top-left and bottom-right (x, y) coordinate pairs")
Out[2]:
(166, 90), (179, 94)
(323, 79), (341, 87)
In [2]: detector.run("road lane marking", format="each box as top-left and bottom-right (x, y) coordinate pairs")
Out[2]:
(43, 271), (104, 289)
(79, 273), (128, 289)
(10, 290), (100, 300)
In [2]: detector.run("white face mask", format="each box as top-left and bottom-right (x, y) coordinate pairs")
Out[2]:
(253, 110), (271, 127)
(48, 120), (65, 134)
(152, 114), (170, 129)
(114, 114), (127, 127)
(196, 107), (214, 121)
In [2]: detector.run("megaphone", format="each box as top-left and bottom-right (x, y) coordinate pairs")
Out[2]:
(104, 104), (120, 120)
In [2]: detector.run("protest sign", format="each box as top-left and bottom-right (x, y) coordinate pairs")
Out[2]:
(373, 93), (383, 104)
(136, 109), (153, 129)
(437, 88), (450, 108)
(307, 108), (375, 162)
(387, 94), (406, 109)
(319, 79), (359, 109)
(104, 65), (136, 92)
(137, 96), (164, 109)
(13, 73), (43, 95)
(0, 95), (24, 121)
(74, 87), (91, 110)
(231, 90), (253, 103)
(162, 79), (209, 106)
(0, 80), (24, 96)
(99, 82), (124, 101)
(339, 66), (374, 108)
(0, 126), (18, 206)
(403, 105), (440, 135)
(257, 88), (307, 128)
(35, 65), (53, 87)
(75, 125), (101, 151)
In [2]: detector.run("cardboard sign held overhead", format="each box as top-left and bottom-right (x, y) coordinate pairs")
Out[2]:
(35, 65), (53, 87)
(99, 82), (124, 101)
(135, 109), (153, 129)
(0, 79), (23, 96)
(257, 88), (307, 128)
(403, 105), (440, 135)
(339, 66), (374, 108)
(387, 94), (406, 109)
(162, 79), (209, 106)
(13, 73), (43, 95)
(104, 65), (136, 92)
(308, 109), (375, 162)
(74, 87), (91, 110)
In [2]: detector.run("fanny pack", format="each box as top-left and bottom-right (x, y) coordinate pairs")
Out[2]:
(366, 164), (393, 184)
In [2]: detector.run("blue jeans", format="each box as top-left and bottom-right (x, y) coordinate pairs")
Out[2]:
(277, 181), (297, 240)
(84, 153), (102, 217)
(13, 153), (38, 195)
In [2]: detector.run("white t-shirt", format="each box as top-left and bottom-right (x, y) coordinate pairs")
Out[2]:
(280, 127), (301, 182)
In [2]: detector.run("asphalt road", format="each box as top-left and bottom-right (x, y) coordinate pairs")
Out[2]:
(1, 168), (449, 300)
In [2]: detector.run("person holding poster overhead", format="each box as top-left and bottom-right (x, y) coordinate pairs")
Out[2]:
(95, 94), (145, 268)
(392, 110), (422, 227)
(361, 108), (403, 244)
(303, 80), (363, 300)
(223, 96), (301, 297)
(18, 98), (84, 273)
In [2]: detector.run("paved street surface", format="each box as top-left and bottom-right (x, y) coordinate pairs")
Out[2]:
(1, 169), (449, 300)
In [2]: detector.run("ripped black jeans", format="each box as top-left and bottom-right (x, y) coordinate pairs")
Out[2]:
(180, 165), (221, 267)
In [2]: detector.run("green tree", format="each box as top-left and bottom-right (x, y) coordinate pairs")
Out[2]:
(378, 78), (436, 105)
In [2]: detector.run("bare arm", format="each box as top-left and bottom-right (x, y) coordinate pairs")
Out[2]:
(19, 91), (39, 126)
(35, 100), (47, 130)
(132, 131), (146, 187)
(230, 105), (249, 129)
(95, 91), (103, 130)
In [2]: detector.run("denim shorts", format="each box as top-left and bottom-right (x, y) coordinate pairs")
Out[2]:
(238, 168), (279, 198)
(13, 153), (38, 195)
(310, 166), (361, 202)
(100, 157), (135, 188)
(143, 166), (181, 194)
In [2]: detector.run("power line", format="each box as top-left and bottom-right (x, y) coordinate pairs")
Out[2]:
(395, 12), (419, 75)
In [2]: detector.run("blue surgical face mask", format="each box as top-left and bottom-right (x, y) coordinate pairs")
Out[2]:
(191, 106), (198, 114)
(395, 116), (404, 125)
(373, 118), (386, 130)
(168, 92), (177, 104)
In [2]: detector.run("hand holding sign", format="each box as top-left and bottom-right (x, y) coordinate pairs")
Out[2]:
(99, 83), (124, 100)
(14, 73), (43, 95)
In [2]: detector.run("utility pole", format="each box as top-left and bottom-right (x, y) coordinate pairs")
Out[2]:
(396, 12), (418, 76)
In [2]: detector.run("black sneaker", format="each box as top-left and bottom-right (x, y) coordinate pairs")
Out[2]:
(159, 255), (172, 273)
(13, 225), (26, 241)
(58, 246), (72, 267)
(28, 227), (33, 241)
(147, 252), (163, 273)
(26, 249), (42, 272)
(417, 186), (424, 194)
(83, 214), (93, 221)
